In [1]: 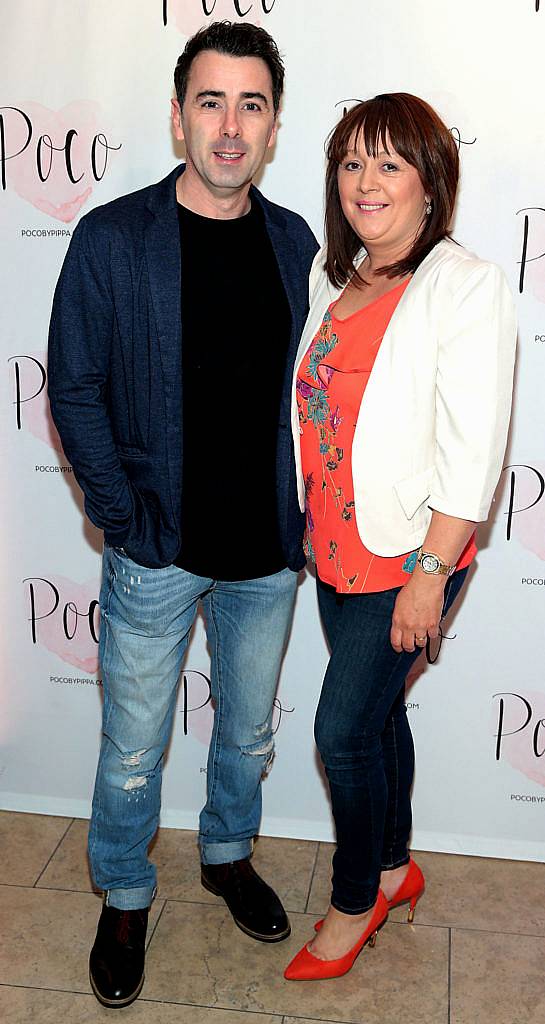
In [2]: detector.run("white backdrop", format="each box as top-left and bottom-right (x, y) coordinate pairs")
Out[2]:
(2, 0), (545, 862)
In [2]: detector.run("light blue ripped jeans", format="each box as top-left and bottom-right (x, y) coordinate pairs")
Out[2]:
(88, 545), (297, 910)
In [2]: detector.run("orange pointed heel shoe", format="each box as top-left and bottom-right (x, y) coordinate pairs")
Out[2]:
(284, 891), (388, 981)
(385, 858), (425, 922)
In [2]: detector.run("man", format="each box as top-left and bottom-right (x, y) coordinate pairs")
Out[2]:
(48, 21), (318, 1009)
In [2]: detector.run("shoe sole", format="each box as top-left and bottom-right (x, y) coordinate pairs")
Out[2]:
(201, 877), (291, 943)
(89, 969), (145, 1008)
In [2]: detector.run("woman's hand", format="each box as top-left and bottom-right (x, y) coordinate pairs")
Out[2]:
(390, 512), (476, 653)
(390, 572), (446, 653)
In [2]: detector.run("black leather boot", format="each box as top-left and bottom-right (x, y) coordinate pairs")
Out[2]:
(201, 857), (290, 942)
(89, 904), (149, 1008)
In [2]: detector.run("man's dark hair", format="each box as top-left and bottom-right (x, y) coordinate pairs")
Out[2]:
(174, 21), (285, 115)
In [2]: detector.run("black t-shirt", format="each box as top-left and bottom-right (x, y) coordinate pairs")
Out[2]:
(175, 201), (292, 581)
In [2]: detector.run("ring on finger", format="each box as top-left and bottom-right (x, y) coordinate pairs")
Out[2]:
(415, 634), (427, 643)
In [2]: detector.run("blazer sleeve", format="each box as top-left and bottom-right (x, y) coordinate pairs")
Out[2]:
(429, 260), (517, 522)
(47, 216), (135, 545)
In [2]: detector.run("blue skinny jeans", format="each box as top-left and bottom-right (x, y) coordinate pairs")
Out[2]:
(314, 568), (468, 915)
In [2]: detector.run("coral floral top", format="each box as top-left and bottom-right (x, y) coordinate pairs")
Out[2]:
(297, 279), (477, 594)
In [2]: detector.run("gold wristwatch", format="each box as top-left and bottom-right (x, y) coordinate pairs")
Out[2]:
(416, 547), (456, 577)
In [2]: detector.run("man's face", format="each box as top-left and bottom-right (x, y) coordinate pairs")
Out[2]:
(172, 50), (277, 202)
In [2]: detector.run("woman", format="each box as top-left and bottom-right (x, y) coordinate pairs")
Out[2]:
(284, 94), (516, 981)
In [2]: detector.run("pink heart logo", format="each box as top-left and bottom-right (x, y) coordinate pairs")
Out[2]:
(23, 574), (100, 674)
(502, 462), (545, 561)
(492, 690), (545, 788)
(4, 101), (108, 222)
(518, 209), (545, 304)
(177, 670), (214, 745)
(8, 352), (64, 453)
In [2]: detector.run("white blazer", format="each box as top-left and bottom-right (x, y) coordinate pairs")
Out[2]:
(291, 238), (517, 557)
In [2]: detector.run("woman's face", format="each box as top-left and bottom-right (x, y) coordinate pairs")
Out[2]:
(337, 130), (429, 260)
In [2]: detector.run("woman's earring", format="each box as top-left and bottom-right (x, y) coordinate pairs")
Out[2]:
(425, 199), (432, 215)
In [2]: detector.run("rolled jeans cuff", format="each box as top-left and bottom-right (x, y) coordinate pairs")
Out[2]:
(331, 893), (377, 915)
(105, 884), (156, 910)
(381, 853), (410, 872)
(199, 838), (253, 865)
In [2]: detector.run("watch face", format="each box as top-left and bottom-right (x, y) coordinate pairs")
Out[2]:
(421, 553), (440, 573)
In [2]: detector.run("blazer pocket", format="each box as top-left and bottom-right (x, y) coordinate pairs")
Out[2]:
(394, 466), (434, 521)
(116, 445), (149, 461)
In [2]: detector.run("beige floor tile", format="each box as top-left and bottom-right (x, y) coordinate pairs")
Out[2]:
(37, 820), (207, 899)
(39, 822), (318, 914)
(144, 902), (449, 1022)
(451, 928), (545, 1024)
(37, 819), (97, 893)
(308, 845), (545, 937)
(154, 830), (318, 913)
(388, 850), (545, 935)
(0, 885), (164, 991)
(148, 825), (204, 900)
(0, 810), (72, 886)
(250, 835), (318, 914)
(306, 841), (334, 916)
(0, 987), (280, 1024)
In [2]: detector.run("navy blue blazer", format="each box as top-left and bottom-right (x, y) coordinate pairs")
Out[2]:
(48, 165), (319, 569)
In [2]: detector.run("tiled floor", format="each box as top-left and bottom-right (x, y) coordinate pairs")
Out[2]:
(1, 812), (544, 1023)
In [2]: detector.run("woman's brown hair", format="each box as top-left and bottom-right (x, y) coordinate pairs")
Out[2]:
(325, 93), (460, 287)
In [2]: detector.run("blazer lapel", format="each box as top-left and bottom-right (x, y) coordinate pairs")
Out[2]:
(144, 174), (182, 395)
(144, 168), (183, 500)
(253, 190), (299, 359)
(265, 218), (298, 325)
